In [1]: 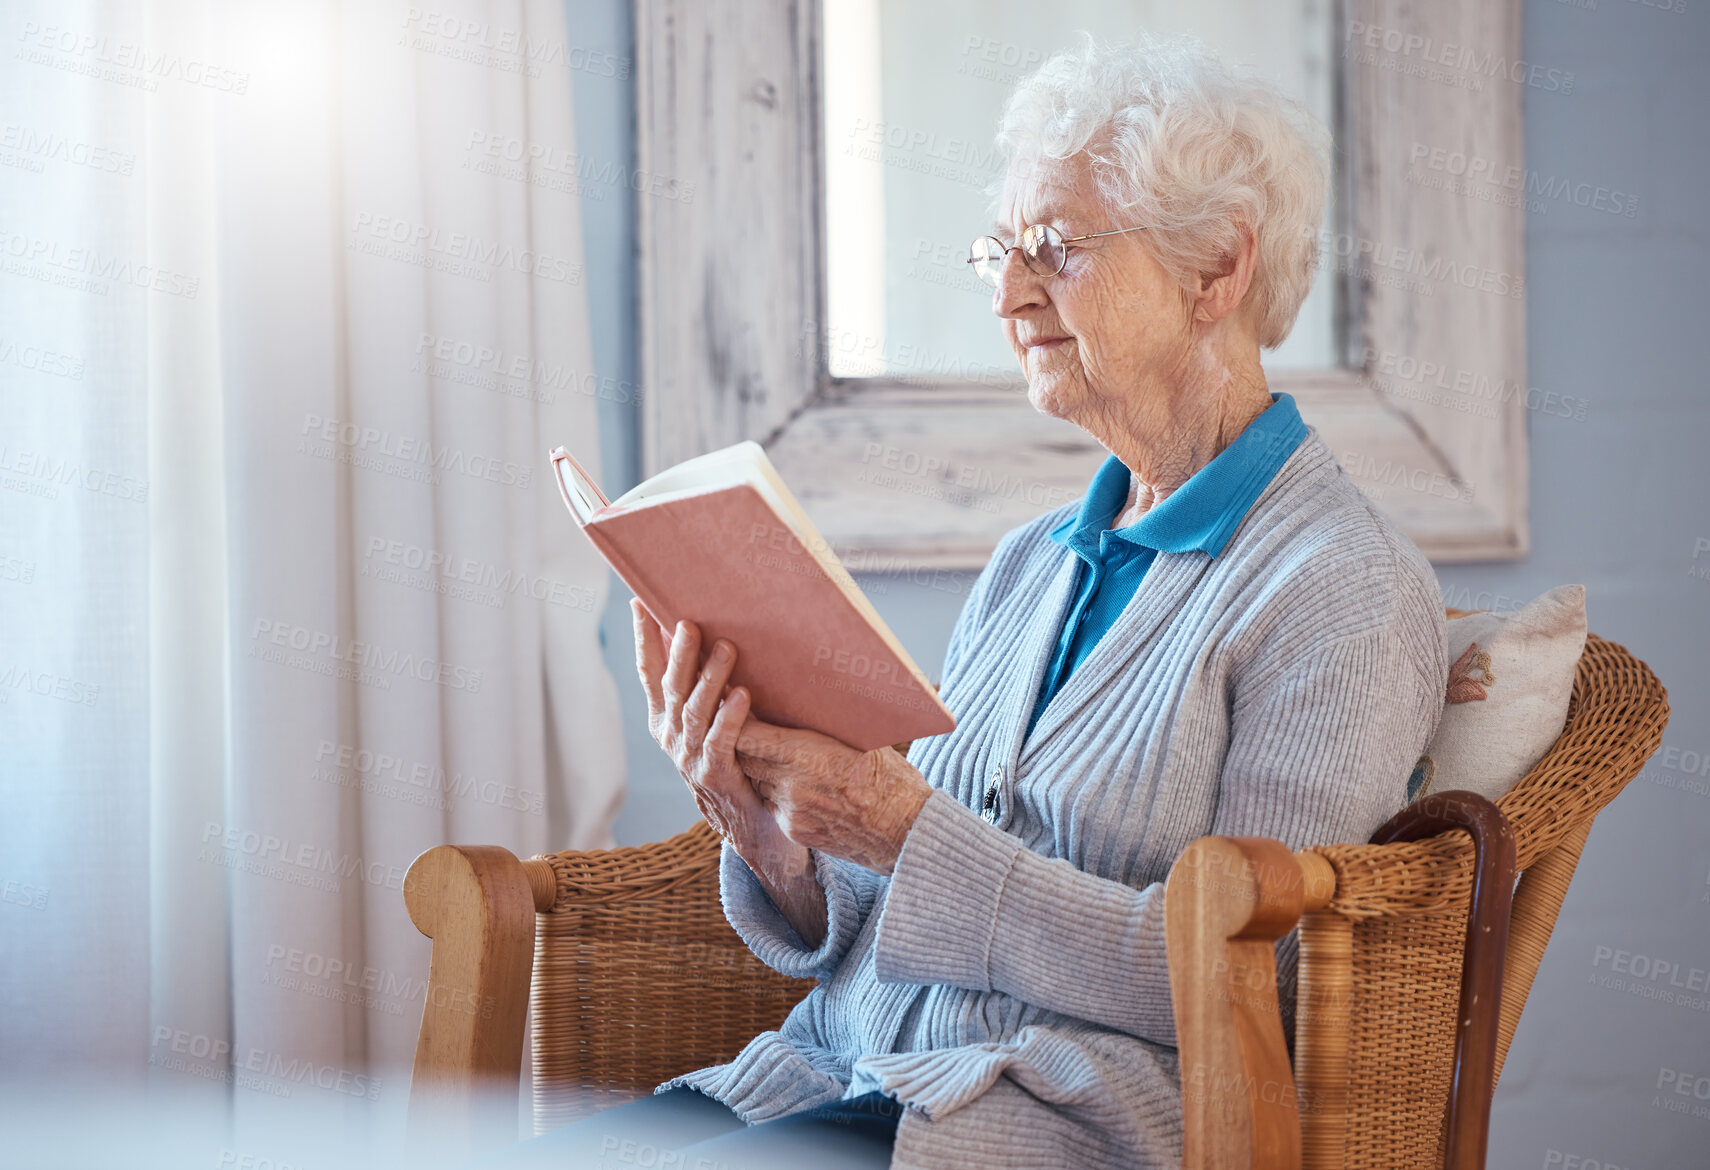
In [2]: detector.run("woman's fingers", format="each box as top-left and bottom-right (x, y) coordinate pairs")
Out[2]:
(734, 717), (791, 761)
(735, 720), (828, 802)
(737, 717), (845, 765)
(736, 752), (786, 790)
(659, 619), (702, 734)
(680, 639), (736, 751)
(696, 689), (768, 843)
(743, 768), (778, 805)
(629, 611), (783, 857)
(703, 686), (750, 772)
(631, 601), (667, 724)
(688, 788), (729, 838)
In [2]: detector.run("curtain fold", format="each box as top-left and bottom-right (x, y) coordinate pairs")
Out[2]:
(0, 0), (624, 1140)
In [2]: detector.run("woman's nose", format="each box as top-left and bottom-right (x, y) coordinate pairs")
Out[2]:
(992, 247), (1046, 318)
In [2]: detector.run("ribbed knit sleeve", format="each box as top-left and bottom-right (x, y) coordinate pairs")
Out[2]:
(874, 624), (1441, 1047)
(718, 840), (886, 982)
(874, 788), (1174, 1043)
(1214, 628), (1437, 847)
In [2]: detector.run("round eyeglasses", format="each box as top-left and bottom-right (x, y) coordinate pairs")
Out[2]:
(967, 223), (1149, 287)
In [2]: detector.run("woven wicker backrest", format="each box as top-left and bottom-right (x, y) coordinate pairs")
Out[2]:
(527, 821), (815, 1133)
(1301, 632), (1669, 1168)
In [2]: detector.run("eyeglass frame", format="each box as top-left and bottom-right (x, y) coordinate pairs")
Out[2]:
(966, 223), (1149, 285)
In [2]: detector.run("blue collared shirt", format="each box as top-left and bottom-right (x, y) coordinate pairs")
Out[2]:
(1026, 392), (1310, 737)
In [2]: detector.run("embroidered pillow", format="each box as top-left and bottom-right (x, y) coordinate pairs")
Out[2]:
(1407, 585), (1588, 804)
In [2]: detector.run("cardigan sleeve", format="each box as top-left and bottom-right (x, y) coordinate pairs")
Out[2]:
(718, 839), (888, 982)
(873, 625), (1441, 1046)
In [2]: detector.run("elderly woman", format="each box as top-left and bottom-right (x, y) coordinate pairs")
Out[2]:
(517, 33), (1445, 1170)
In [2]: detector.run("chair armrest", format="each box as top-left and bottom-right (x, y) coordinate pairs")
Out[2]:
(1166, 837), (1324, 1170)
(403, 844), (556, 1155)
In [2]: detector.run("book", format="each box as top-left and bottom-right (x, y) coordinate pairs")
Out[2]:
(550, 440), (956, 752)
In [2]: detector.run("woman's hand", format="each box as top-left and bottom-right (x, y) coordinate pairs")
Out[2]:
(736, 719), (933, 876)
(631, 602), (828, 945)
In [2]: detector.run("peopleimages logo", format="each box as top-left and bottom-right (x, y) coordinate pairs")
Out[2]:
(313, 740), (545, 815)
(855, 441), (1078, 511)
(0, 663), (100, 706)
(0, 444), (148, 501)
(1407, 143), (1639, 219)
(0, 336), (85, 379)
(262, 943), (496, 1019)
(1342, 21), (1575, 94)
(348, 212), (579, 285)
(150, 1026), (380, 1100)
(811, 645), (929, 693)
(363, 535), (597, 613)
(463, 131), (692, 203)
(1312, 228), (1523, 299)
(0, 228), (199, 298)
(199, 822), (409, 895)
(249, 618), (485, 692)
(298, 413), (531, 490)
(399, 8), (630, 79)
(412, 332), (641, 405)
(15, 22), (252, 94)
(1590, 944), (1710, 1006)
(1337, 450), (1475, 504)
(0, 122), (135, 175)
(1361, 347), (1588, 423)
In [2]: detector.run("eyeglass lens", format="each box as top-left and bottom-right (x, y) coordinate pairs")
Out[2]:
(967, 224), (1066, 287)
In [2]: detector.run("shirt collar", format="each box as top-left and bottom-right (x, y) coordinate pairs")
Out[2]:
(1048, 392), (1308, 561)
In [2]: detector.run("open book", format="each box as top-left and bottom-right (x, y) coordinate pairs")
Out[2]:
(551, 441), (956, 751)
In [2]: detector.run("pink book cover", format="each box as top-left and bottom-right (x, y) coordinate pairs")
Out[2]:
(550, 447), (956, 752)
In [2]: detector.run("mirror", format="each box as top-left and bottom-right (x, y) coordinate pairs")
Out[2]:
(823, 0), (1340, 381)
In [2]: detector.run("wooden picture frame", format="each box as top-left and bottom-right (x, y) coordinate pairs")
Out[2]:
(637, 0), (1528, 568)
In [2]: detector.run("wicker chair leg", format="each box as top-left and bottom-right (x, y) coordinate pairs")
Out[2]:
(1492, 817), (1594, 1084)
(403, 845), (554, 1155)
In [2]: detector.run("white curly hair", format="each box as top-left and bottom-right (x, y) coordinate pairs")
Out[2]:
(995, 33), (1331, 350)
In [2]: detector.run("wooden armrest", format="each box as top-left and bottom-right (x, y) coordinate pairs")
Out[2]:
(403, 845), (557, 1155)
(1166, 836), (1312, 1170)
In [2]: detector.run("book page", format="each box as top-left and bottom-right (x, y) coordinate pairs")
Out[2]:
(611, 442), (766, 507)
(550, 448), (609, 523)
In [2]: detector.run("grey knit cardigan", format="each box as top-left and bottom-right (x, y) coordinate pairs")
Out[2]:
(661, 430), (1447, 1169)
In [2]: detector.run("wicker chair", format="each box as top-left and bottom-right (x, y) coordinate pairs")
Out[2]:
(403, 628), (1668, 1167)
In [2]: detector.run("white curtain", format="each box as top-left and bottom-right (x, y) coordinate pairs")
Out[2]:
(0, 0), (623, 1156)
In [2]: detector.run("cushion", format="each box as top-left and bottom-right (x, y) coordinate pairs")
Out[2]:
(1406, 584), (1587, 804)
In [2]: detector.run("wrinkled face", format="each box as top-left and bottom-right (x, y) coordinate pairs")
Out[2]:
(991, 153), (1193, 433)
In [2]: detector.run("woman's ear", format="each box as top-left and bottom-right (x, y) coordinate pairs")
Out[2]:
(1191, 222), (1259, 325)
